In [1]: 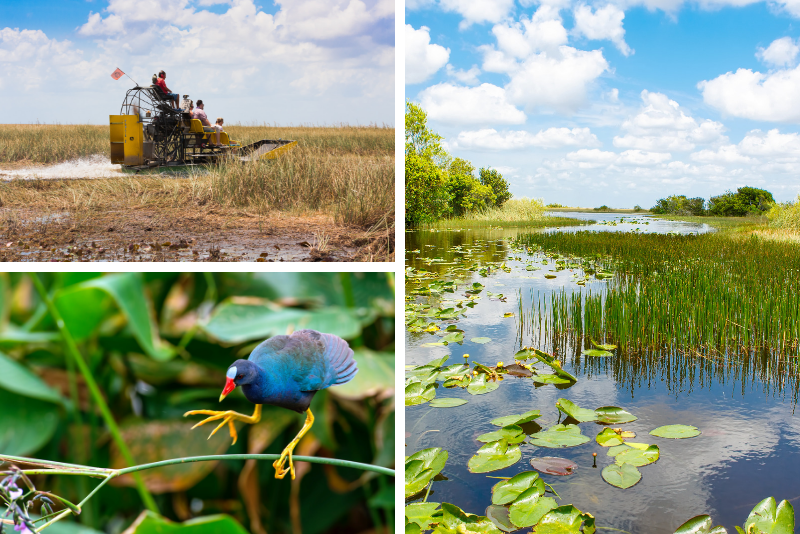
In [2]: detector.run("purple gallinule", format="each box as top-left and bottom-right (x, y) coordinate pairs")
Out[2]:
(185, 329), (357, 480)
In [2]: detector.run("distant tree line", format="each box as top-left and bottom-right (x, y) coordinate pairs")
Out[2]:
(405, 102), (512, 225)
(650, 186), (775, 216)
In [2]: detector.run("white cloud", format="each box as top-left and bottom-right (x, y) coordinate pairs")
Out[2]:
(691, 145), (755, 163)
(490, 7), (568, 57)
(738, 128), (800, 156)
(453, 127), (600, 149)
(439, 0), (517, 28)
(446, 63), (481, 85)
(699, 65), (800, 122)
(572, 4), (632, 56)
(406, 25), (450, 84)
(756, 36), (799, 68)
(418, 82), (526, 125)
(565, 148), (671, 167)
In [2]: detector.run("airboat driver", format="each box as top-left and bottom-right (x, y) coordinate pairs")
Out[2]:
(192, 100), (223, 147)
(155, 70), (180, 109)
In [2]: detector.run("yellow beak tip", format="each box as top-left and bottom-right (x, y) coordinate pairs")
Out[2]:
(219, 393), (228, 402)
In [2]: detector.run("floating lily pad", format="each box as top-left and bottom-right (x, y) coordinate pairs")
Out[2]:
(581, 349), (614, 357)
(615, 444), (659, 467)
(650, 424), (701, 439)
(532, 374), (573, 385)
(529, 457), (578, 476)
(545, 274), (557, 279)
(595, 406), (638, 424)
(529, 425), (590, 448)
(428, 355), (450, 368)
(405, 382), (436, 406)
(741, 496), (795, 534)
(421, 342), (447, 347)
(441, 332), (464, 344)
(467, 374), (499, 395)
(404, 448), (448, 498)
(673, 514), (727, 534)
(508, 490), (558, 528)
(437, 364), (469, 381)
(491, 410), (541, 427)
(601, 462), (641, 489)
(606, 443), (650, 457)
(486, 505), (516, 532)
(491, 471), (544, 505)
(478, 425), (524, 443)
(596, 428), (625, 447)
(468, 439), (522, 473)
(590, 340), (617, 351)
(438, 503), (502, 534)
(405, 502), (441, 530)
(535, 505), (595, 534)
(429, 398), (468, 408)
(556, 399), (597, 422)
(471, 337), (492, 344)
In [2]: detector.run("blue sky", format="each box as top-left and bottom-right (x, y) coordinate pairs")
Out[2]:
(407, 0), (800, 207)
(0, 0), (394, 126)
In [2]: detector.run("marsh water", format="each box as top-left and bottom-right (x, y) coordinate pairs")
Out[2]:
(405, 213), (799, 533)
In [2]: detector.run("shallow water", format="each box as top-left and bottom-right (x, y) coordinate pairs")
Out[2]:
(406, 215), (799, 533)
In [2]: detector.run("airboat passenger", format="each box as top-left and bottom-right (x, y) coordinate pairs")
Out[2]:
(155, 70), (180, 109)
(192, 100), (223, 147)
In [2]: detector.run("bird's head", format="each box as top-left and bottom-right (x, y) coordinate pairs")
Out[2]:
(219, 359), (258, 402)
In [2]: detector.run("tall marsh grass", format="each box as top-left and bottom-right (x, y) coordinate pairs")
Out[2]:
(421, 198), (585, 229)
(0, 125), (109, 163)
(767, 195), (800, 231)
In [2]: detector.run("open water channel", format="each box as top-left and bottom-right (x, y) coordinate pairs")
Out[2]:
(405, 213), (799, 533)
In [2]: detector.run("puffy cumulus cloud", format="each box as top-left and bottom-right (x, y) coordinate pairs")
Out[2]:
(691, 145), (755, 164)
(446, 64), (481, 85)
(613, 90), (725, 151)
(453, 127), (600, 149)
(489, 6), (568, 58)
(738, 128), (800, 156)
(406, 25), (450, 84)
(572, 4), (632, 56)
(699, 66), (800, 122)
(565, 148), (671, 167)
(439, 0), (516, 28)
(419, 83), (526, 125)
(756, 36), (800, 68)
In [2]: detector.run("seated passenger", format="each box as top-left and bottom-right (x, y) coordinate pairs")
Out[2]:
(192, 101), (223, 147)
(155, 70), (180, 109)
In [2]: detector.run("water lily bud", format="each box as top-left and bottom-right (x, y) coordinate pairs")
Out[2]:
(497, 361), (504, 368)
(473, 370), (478, 375)
(463, 353), (470, 359)
(592, 453), (597, 457)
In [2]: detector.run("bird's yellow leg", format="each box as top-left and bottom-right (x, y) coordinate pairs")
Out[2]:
(184, 404), (262, 445)
(273, 408), (314, 480)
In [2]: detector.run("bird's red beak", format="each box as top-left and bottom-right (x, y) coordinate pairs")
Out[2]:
(220, 377), (236, 402)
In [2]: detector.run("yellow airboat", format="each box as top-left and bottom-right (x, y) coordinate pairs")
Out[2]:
(109, 86), (296, 171)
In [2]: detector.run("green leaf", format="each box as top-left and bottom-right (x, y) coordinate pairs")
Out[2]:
(436, 364), (469, 381)
(596, 428), (625, 447)
(742, 497), (794, 534)
(590, 340), (617, 351)
(477, 425), (523, 443)
(615, 444), (659, 467)
(601, 462), (641, 489)
(467, 374), (499, 395)
(581, 349), (614, 357)
(491, 410), (541, 427)
(468, 439), (522, 473)
(0, 351), (63, 403)
(674, 514), (728, 534)
(405, 502), (441, 530)
(471, 337), (492, 344)
(533, 505), (588, 534)
(55, 273), (175, 361)
(529, 425), (590, 448)
(123, 511), (249, 534)
(404, 461), (433, 499)
(433, 503), (502, 534)
(0, 387), (59, 456)
(509, 491), (558, 529)
(595, 406), (638, 424)
(407, 448), (449, 480)
(491, 471), (544, 505)
(441, 332), (464, 344)
(532, 374), (573, 385)
(650, 424), (701, 439)
(556, 399), (597, 422)
(331, 349), (394, 400)
(429, 398), (468, 408)
(0, 325), (60, 347)
(202, 300), (362, 344)
(406, 382), (436, 406)
(486, 504), (516, 532)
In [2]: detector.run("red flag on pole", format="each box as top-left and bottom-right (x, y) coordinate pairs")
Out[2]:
(111, 68), (124, 81)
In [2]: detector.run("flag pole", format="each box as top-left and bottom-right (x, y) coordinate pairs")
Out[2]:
(125, 73), (140, 87)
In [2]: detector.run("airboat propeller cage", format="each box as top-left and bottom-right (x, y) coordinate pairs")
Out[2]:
(110, 86), (296, 168)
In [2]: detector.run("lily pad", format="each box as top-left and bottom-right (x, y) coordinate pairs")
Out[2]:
(508, 490), (558, 528)
(601, 462), (641, 489)
(606, 443), (650, 457)
(429, 398), (468, 408)
(468, 439), (522, 473)
(491, 471), (544, 505)
(590, 340), (617, 351)
(556, 399), (597, 423)
(405, 502), (441, 530)
(491, 410), (541, 427)
(596, 428), (625, 447)
(436, 503), (502, 534)
(740, 496), (794, 534)
(595, 406), (638, 424)
(471, 337), (492, 344)
(674, 515), (728, 534)
(467, 374), (499, 395)
(405, 382), (436, 406)
(485, 505), (516, 532)
(529, 425), (590, 448)
(545, 274), (557, 279)
(534, 505), (594, 534)
(436, 364), (469, 381)
(405, 448), (448, 498)
(441, 332), (464, 344)
(532, 374), (573, 385)
(581, 349), (614, 357)
(477, 425), (524, 443)
(615, 444), (659, 467)
(529, 457), (578, 476)
(650, 424), (701, 439)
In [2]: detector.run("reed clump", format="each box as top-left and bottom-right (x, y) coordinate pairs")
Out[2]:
(421, 198), (586, 229)
(0, 125), (109, 163)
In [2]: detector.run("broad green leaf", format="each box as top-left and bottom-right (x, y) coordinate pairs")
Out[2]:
(615, 445), (659, 467)
(0, 325), (60, 347)
(434, 503), (501, 534)
(486, 505), (516, 532)
(405, 502), (441, 530)
(406, 522), (421, 534)
(404, 461), (433, 498)
(491, 471), (544, 505)
(429, 398), (468, 408)
(0, 351), (63, 403)
(202, 300), (362, 344)
(529, 425), (589, 448)
(596, 428), (625, 447)
(590, 340), (617, 351)
(122, 511), (249, 534)
(674, 514), (728, 534)
(407, 448), (449, 479)
(471, 337), (492, 344)
(55, 273), (175, 361)
(332, 350), (394, 400)
(0, 387), (58, 455)
(428, 356), (451, 368)
(556, 399), (597, 422)
(436, 364), (468, 381)
(406, 382), (436, 406)
(467, 374), (499, 395)
(533, 505), (588, 534)
(581, 349), (614, 357)
(478, 425), (523, 443)
(27, 516), (104, 534)
(468, 439), (522, 473)
(742, 497), (794, 534)
(650, 425), (701, 439)
(606, 443), (650, 457)
(491, 410), (541, 427)
(530, 351), (577, 382)
(532, 374), (573, 385)
(601, 462), (641, 489)
(595, 406), (637, 424)
(441, 332), (464, 344)
(509, 491), (558, 528)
